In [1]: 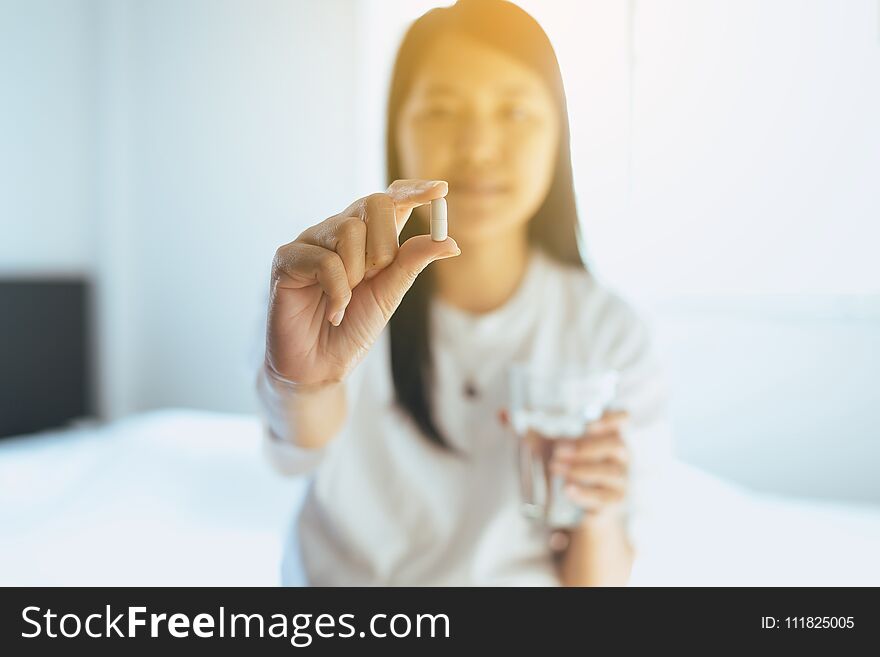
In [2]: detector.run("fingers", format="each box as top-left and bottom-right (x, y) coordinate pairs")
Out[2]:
(497, 406), (629, 464)
(333, 217), (367, 289)
(363, 193), (399, 278)
(386, 179), (448, 208)
(298, 215), (367, 290)
(368, 234), (460, 320)
(550, 426), (629, 508)
(552, 434), (629, 465)
(552, 459), (627, 490)
(342, 185), (447, 281)
(272, 242), (351, 325)
(496, 404), (630, 515)
(291, 179), (449, 304)
(564, 484), (625, 509)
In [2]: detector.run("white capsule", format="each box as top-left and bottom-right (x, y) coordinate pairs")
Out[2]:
(430, 197), (448, 241)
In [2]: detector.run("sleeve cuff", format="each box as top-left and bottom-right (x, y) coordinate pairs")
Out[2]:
(255, 361), (328, 475)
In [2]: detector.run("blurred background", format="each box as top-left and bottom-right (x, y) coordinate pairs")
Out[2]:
(1, 0), (879, 585)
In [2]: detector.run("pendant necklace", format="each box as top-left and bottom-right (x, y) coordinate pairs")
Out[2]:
(462, 377), (479, 400)
(450, 342), (483, 400)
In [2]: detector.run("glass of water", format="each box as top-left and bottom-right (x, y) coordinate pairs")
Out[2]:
(508, 364), (619, 528)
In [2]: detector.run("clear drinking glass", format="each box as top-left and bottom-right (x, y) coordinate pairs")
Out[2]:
(508, 364), (619, 528)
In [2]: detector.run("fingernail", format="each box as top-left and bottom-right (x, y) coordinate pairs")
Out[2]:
(330, 309), (344, 326)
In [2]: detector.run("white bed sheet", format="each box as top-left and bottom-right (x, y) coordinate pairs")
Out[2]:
(1, 410), (878, 586)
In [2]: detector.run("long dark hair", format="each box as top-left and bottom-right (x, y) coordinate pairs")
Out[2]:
(387, 0), (586, 448)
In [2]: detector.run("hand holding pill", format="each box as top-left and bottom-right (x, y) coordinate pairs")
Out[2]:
(265, 179), (459, 388)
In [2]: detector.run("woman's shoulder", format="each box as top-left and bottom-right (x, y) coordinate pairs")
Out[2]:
(535, 250), (659, 376)
(537, 250), (646, 333)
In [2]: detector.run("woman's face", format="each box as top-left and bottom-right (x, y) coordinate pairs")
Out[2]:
(396, 33), (561, 247)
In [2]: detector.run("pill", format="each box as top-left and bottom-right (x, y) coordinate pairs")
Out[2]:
(430, 198), (448, 241)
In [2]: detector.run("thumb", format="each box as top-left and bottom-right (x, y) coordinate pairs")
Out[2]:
(369, 235), (460, 319)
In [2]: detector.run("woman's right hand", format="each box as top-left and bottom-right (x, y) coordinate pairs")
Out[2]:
(265, 179), (459, 387)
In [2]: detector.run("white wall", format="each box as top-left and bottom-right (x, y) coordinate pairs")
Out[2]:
(619, 0), (880, 298)
(0, 0), (97, 276)
(97, 0), (360, 415)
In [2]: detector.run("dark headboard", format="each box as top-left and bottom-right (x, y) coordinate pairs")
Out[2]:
(0, 278), (94, 438)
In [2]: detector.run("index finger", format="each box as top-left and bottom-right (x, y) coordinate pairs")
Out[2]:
(555, 435), (629, 465)
(386, 179), (448, 232)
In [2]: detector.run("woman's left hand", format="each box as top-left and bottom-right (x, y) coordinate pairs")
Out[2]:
(498, 408), (631, 531)
(549, 410), (631, 528)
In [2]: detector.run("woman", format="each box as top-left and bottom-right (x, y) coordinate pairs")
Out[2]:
(258, 0), (671, 586)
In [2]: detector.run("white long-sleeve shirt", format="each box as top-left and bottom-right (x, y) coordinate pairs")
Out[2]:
(257, 248), (673, 586)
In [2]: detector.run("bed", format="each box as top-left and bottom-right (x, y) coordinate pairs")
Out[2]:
(1, 410), (878, 586)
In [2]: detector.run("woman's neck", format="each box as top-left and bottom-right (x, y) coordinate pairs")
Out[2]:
(432, 230), (531, 314)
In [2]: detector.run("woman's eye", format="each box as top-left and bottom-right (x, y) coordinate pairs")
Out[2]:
(421, 105), (457, 119)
